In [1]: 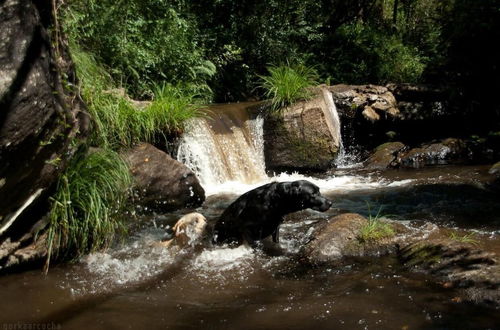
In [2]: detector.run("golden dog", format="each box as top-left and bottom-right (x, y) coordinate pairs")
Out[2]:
(157, 212), (207, 251)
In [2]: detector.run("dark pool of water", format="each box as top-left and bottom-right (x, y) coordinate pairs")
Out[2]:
(0, 165), (498, 329)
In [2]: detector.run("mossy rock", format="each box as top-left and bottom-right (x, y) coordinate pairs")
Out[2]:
(263, 93), (340, 172)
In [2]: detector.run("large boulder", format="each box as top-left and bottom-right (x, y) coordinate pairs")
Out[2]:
(0, 0), (88, 268)
(124, 143), (205, 211)
(263, 88), (341, 172)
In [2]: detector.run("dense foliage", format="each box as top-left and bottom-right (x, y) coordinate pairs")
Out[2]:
(61, 0), (499, 125)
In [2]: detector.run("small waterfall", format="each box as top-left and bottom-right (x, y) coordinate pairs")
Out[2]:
(177, 103), (267, 187)
(322, 88), (359, 168)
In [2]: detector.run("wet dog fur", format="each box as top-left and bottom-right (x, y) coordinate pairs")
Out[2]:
(157, 212), (207, 250)
(213, 180), (332, 245)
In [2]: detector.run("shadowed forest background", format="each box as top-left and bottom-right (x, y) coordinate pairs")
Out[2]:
(64, 0), (499, 128)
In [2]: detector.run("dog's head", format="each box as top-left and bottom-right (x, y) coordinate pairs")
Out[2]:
(279, 180), (332, 212)
(171, 212), (207, 247)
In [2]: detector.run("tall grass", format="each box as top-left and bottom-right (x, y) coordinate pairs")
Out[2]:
(71, 46), (204, 149)
(45, 149), (132, 271)
(258, 64), (318, 111)
(145, 83), (205, 135)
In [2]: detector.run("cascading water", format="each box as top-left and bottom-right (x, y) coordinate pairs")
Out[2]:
(320, 88), (359, 168)
(177, 102), (267, 188)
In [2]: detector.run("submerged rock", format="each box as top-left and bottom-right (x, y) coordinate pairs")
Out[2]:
(263, 88), (340, 172)
(399, 239), (500, 306)
(124, 143), (205, 211)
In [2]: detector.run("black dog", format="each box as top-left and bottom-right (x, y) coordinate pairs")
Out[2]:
(213, 180), (332, 245)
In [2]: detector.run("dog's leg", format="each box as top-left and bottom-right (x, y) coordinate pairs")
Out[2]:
(272, 226), (280, 243)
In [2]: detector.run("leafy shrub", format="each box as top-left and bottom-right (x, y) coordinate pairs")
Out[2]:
(326, 22), (425, 84)
(258, 64), (318, 111)
(62, 0), (214, 98)
(46, 149), (132, 269)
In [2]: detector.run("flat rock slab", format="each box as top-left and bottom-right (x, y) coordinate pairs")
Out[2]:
(399, 239), (500, 306)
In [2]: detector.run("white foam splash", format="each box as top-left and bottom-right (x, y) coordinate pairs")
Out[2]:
(75, 230), (175, 292)
(203, 172), (415, 196)
(190, 245), (255, 272)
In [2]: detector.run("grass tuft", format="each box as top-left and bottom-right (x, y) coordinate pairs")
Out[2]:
(449, 231), (479, 246)
(358, 205), (395, 243)
(258, 63), (318, 111)
(45, 149), (132, 271)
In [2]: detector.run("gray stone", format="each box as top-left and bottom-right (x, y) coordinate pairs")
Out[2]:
(329, 84), (400, 121)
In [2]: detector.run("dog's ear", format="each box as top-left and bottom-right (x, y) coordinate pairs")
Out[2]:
(173, 220), (188, 236)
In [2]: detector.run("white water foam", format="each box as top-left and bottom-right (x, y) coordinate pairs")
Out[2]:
(176, 98), (397, 196)
(70, 229), (177, 293)
(189, 245), (255, 273)
(202, 171), (415, 196)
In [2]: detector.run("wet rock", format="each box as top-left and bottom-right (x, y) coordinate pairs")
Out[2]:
(330, 84), (400, 121)
(488, 162), (500, 176)
(124, 143), (205, 211)
(302, 213), (403, 265)
(327, 84), (401, 153)
(399, 239), (500, 307)
(489, 162), (500, 192)
(263, 88), (340, 172)
(400, 138), (467, 168)
(364, 142), (406, 170)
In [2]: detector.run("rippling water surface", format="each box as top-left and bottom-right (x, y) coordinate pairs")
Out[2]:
(1, 165), (499, 329)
